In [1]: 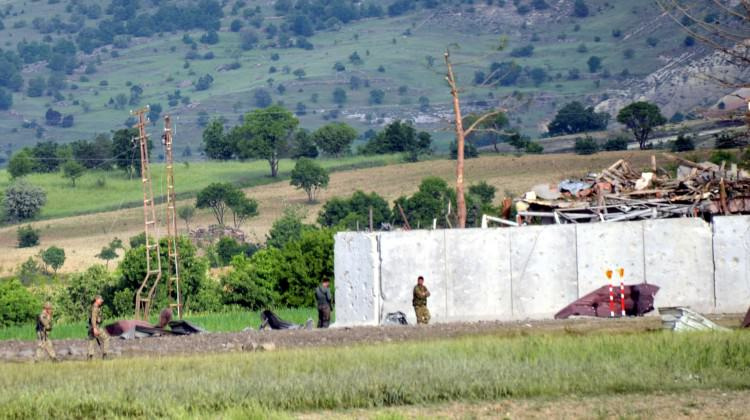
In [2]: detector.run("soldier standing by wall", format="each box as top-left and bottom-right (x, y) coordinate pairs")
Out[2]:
(315, 278), (333, 328)
(87, 295), (110, 360)
(413, 276), (431, 325)
(35, 302), (58, 362)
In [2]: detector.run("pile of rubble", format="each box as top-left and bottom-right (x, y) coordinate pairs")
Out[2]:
(190, 224), (246, 247)
(516, 155), (750, 224)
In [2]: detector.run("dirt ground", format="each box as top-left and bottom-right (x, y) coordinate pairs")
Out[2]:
(299, 389), (750, 419)
(0, 151), (659, 274)
(0, 314), (743, 362)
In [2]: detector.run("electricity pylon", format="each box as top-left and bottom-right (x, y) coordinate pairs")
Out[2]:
(162, 115), (182, 319)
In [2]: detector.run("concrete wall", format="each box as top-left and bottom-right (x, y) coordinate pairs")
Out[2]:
(334, 216), (750, 326)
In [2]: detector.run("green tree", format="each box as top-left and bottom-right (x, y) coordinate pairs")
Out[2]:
(0, 279), (39, 327)
(62, 160), (85, 187)
(277, 228), (334, 307)
(312, 122), (357, 156)
(464, 111), (509, 153)
(616, 101), (667, 150)
(290, 129), (319, 159)
(672, 134), (695, 152)
(178, 205), (196, 231)
(603, 137), (629, 151)
(267, 206), (314, 248)
(54, 265), (114, 322)
(17, 225), (40, 248)
(573, 0), (589, 17)
(220, 250), (282, 309)
(7, 151), (33, 179)
(0, 87), (12, 110)
(196, 182), (243, 226)
(112, 127), (148, 177)
(450, 140), (479, 159)
(393, 177), (456, 229)
(548, 102), (610, 136)
(318, 191), (392, 229)
(234, 105), (298, 177)
(41, 246), (65, 274)
(574, 137), (599, 155)
(290, 158), (330, 202)
(332, 87), (347, 105)
(587, 56), (602, 72)
(4, 180), (47, 221)
(95, 237), (124, 269)
(229, 195), (259, 229)
(202, 119), (234, 160)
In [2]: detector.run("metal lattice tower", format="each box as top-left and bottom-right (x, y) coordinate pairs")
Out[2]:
(133, 106), (163, 321)
(162, 115), (182, 319)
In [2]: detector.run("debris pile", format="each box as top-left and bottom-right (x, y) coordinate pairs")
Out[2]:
(659, 307), (730, 332)
(516, 155), (750, 224)
(555, 283), (659, 319)
(190, 225), (246, 247)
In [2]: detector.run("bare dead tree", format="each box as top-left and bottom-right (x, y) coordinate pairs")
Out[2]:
(656, 0), (750, 89)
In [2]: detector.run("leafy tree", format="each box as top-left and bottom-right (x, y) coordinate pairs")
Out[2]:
(450, 140), (479, 159)
(228, 195), (259, 229)
(616, 101), (667, 150)
(404, 131), (432, 162)
(672, 134), (695, 152)
(27, 77), (46, 97)
(112, 127), (149, 177)
(574, 137), (599, 155)
(714, 132), (745, 149)
(573, 0), (589, 17)
(361, 120), (431, 160)
(332, 87), (347, 105)
(41, 246), (65, 274)
(62, 160), (85, 187)
(276, 228), (334, 307)
(96, 245), (119, 269)
(393, 177), (456, 229)
(369, 89), (385, 104)
(61, 115), (74, 128)
(215, 236), (255, 266)
(221, 250), (281, 309)
(195, 74), (214, 91)
(54, 265), (113, 322)
(0, 87), (11, 110)
(290, 158), (329, 202)
(71, 134), (113, 169)
(290, 129), (319, 159)
(548, 102), (610, 136)
(0, 279), (39, 327)
(234, 105), (299, 177)
(267, 206), (313, 248)
(464, 111), (510, 153)
(178, 205), (196, 231)
(312, 122), (357, 156)
(196, 182), (243, 226)
(4, 180), (47, 221)
(293, 68), (306, 79)
(587, 56), (602, 72)
(7, 151), (33, 179)
(253, 88), (272, 108)
(17, 225), (40, 248)
(318, 190), (392, 229)
(240, 29), (259, 50)
(202, 119), (234, 160)
(30, 141), (62, 173)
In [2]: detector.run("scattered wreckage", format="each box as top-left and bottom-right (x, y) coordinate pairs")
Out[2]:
(514, 155), (750, 224)
(105, 309), (206, 339)
(259, 309), (313, 330)
(555, 283), (660, 319)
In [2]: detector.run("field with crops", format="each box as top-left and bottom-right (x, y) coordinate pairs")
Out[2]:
(1, 328), (748, 418)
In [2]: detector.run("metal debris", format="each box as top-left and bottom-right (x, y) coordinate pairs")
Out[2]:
(659, 307), (731, 332)
(383, 311), (409, 325)
(259, 310), (313, 330)
(555, 283), (660, 319)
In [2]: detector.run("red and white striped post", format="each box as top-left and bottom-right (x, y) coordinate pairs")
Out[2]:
(618, 268), (626, 317)
(606, 269), (615, 317)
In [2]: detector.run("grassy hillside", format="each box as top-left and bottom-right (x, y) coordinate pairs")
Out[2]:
(0, 0), (706, 155)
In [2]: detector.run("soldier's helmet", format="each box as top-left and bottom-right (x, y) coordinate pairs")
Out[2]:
(43, 302), (52, 310)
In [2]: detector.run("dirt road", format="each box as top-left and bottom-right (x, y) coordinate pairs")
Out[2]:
(1, 314), (742, 362)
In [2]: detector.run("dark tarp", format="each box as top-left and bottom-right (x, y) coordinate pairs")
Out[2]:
(260, 310), (313, 330)
(555, 283), (660, 319)
(383, 311), (408, 325)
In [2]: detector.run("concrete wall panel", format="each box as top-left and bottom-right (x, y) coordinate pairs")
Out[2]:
(333, 232), (380, 326)
(713, 216), (750, 313)
(379, 230), (447, 324)
(576, 221), (645, 297)
(444, 228), (512, 321)
(510, 224), (578, 319)
(643, 219), (714, 312)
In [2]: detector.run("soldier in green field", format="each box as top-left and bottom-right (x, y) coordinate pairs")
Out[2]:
(87, 295), (110, 360)
(35, 302), (58, 362)
(413, 275), (431, 325)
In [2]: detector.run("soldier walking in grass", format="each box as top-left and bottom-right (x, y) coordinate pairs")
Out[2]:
(413, 275), (431, 325)
(315, 278), (333, 328)
(35, 302), (58, 362)
(87, 295), (110, 360)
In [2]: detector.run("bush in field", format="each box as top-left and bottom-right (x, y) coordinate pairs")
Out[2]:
(317, 191), (392, 229)
(290, 158), (329, 203)
(41, 246), (65, 274)
(277, 228), (335, 307)
(574, 137), (599, 155)
(4, 180), (47, 221)
(221, 250), (282, 310)
(54, 264), (114, 322)
(672, 134), (695, 152)
(603, 137), (629, 151)
(216, 236), (257, 266)
(17, 225), (40, 248)
(267, 206), (315, 249)
(393, 177), (456, 229)
(0, 279), (39, 327)
(7, 151), (34, 179)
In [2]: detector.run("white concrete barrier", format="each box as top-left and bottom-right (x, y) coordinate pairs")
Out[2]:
(643, 218), (715, 313)
(510, 224), (578, 319)
(576, 221), (645, 297)
(713, 216), (750, 313)
(445, 228), (512, 321)
(333, 232), (380, 326)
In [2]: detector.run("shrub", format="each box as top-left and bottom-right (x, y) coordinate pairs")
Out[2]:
(574, 137), (599, 155)
(41, 246), (65, 274)
(216, 236), (256, 266)
(221, 250), (282, 310)
(671, 134), (695, 152)
(0, 279), (39, 327)
(603, 137), (629, 151)
(4, 180), (47, 221)
(290, 158), (330, 203)
(17, 225), (40, 248)
(55, 265), (114, 321)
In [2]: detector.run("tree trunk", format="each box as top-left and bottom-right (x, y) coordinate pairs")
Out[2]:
(445, 50), (467, 228)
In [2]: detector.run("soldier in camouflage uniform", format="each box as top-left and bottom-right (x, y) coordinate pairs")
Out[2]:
(35, 302), (58, 362)
(412, 276), (431, 325)
(87, 295), (110, 360)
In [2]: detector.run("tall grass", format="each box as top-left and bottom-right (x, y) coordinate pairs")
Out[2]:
(0, 332), (749, 418)
(0, 308), (324, 341)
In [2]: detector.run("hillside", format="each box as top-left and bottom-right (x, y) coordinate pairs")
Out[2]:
(0, 0), (729, 156)
(0, 150), (663, 273)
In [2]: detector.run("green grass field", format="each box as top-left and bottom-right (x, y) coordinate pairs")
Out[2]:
(0, 0), (693, 153)
(0, 308), (323, 341)
(0, 154), (400, 220)
(0, 331), (748, 418)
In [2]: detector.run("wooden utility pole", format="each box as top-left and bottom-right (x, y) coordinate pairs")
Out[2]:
(445, 50), (468, 228)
